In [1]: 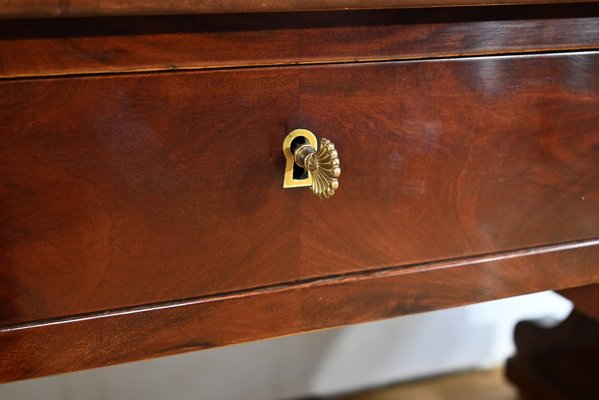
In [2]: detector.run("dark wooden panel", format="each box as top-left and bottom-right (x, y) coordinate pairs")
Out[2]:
(0, 240), (597, 383)
(0, 0), (595, 19)
(1, 53), (598, 327)
(559, 284), (599, 320)
(1, 5), (599, 79)
(299, 54), (599, 275)
(507, 309), (599, 399)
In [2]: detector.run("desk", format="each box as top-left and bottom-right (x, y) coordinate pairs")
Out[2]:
(0, 1), (597, 394)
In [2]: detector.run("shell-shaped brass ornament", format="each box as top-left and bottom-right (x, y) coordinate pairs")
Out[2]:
(310, 138), (341, 199)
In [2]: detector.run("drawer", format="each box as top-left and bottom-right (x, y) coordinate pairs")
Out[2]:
(1, 52), (598, 326)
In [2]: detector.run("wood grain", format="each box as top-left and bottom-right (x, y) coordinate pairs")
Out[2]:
(0, 239), (597, 383)
(1, 5), (599, 79)
(0, 0), (596, 19)
(1, 52), (598, 327)
(559, 284), (599, 320)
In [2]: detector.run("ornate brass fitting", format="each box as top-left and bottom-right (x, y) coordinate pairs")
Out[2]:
(282, 129), (341, 199)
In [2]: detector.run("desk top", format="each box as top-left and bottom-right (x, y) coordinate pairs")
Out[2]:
(0, 0), (596, 19)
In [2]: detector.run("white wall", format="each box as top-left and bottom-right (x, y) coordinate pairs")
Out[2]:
(0, 292), (571, 400)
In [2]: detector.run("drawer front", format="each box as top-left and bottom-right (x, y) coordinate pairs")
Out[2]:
(1, 52), (598, 326)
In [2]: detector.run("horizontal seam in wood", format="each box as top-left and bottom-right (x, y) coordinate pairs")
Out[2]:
(1, 47), (598, 82)
(1, 237), (597, 333)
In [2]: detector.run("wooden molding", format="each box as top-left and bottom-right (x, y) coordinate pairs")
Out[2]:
(1, 240), (597, 382)
(2, 5), (599, 79)
(0, 0), (597, 19)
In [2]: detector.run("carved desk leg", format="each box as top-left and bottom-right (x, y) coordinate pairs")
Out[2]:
(506, 284), (599, 400)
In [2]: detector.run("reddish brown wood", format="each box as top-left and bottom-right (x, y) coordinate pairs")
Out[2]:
(1, 5), (599, 79)
(0, 240), (597, 383)
(558, 284), (599, 320)
(1, 0), (596, 19)
(1, 52), (598, 327)
(506, 309), (599, 400)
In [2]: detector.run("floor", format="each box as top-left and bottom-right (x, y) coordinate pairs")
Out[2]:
(333, 368), (518, 400)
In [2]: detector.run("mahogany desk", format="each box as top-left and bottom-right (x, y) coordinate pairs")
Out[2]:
(0, 1), (598, 396)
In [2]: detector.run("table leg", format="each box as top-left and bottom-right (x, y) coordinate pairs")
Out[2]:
(506, 285), (599, 399)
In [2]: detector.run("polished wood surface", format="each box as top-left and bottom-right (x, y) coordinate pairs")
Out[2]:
(1, 1), (598, 384)
(2, 5), (599, 79)
(558, 284), (599, 320)
(0, 240), (597, 382)
(0, 0), (596, 19)
(1, 53), (597, 326)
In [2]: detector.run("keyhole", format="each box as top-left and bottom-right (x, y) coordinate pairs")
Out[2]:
(290, 136), (309, 180)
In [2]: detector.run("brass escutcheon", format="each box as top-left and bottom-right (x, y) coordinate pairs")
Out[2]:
(282, 129), (341, 199)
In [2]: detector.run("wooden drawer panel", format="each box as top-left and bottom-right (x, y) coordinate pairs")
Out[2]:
(1, 52), (598, 326)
